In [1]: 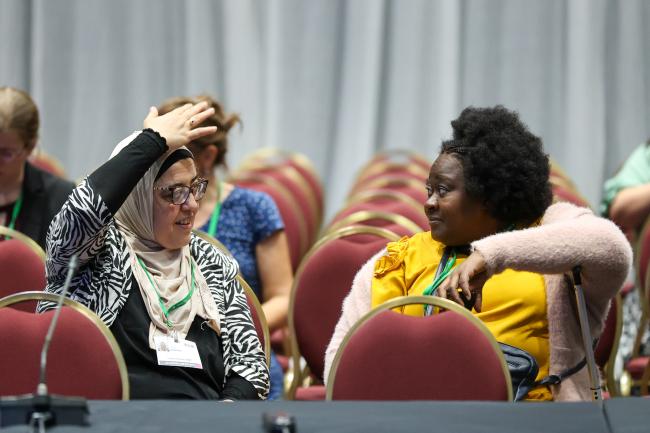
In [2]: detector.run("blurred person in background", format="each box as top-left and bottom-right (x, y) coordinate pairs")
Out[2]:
(0, 86), (74, 248)
(159, 95), (292, 400)
(601, 138), (650, 242)
(601, 139), (650, 363)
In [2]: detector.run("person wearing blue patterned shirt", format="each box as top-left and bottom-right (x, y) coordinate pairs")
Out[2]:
(159, 95), (292, 400)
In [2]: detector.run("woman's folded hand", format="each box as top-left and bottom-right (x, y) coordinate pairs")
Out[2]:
(437, 251), (488, 312)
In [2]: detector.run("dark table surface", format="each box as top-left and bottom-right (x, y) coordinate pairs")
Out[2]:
(4, 398), (642, 433)
(603, 398), (649, 433)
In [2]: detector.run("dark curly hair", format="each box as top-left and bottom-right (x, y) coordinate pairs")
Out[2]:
(440, 105), (552, 227)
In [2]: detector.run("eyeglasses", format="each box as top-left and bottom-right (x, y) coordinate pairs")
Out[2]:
(153, 178), (208, 205)
(0, 147), (25, 163)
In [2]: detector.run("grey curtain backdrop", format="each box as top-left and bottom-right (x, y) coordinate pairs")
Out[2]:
(1, 0), (649, 219)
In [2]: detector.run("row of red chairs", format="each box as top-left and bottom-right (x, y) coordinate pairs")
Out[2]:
(230, 148), (324, 271)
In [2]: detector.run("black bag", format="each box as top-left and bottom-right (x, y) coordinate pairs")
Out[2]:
(499, 342), (587, 401)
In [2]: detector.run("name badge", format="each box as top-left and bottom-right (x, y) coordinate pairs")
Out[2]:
(153, 335), (203, 369)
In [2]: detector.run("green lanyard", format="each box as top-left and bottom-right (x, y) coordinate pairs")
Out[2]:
(422, 250), (457, 315)
(137, 256), (196, 329)
(207, 182), (223, 238)
(4, 193), (23, 240)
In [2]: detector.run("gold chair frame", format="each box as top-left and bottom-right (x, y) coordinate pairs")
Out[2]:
(354, 162), (429, 188)
(286, 225), (401, 399)
(347, 176), (426, 199)
(0, 291), (130, 400)
(238, 147), (323, 208)
(344, 189), (423, 214)
(325, 295), (513, 401)
(232, 165), (322, 233)
(359, 149), (431, 173)
(0, 225), (46, 262)
(229, 173), (310, 257)
(325, 210), (422, 237)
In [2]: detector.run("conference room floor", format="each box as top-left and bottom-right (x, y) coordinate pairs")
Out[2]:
(2, 398), (647, 433)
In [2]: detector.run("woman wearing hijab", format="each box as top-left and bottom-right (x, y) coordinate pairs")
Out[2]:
(39, 102), (269, 400)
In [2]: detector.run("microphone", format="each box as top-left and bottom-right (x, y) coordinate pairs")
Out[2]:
(0, 255), (90, 432)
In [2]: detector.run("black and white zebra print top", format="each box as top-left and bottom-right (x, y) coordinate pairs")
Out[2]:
(38, 135), (269, 400)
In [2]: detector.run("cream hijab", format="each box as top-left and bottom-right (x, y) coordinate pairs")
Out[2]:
(111, 132), (221, 349)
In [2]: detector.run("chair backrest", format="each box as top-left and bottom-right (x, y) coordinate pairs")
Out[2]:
(288, 226), (401, 386)
(237, 148), (324, 220)
(326, 296), (512, 401)
(0, 227), (47, 309)
(233, 174), (309, 270)
(0, 291), (129, 400)
(330, 199), (429, 231)
(551, 185), (591, 209)
(353, 164), (429, 191)
(357, 150), (431, 176)
(349, 178), (428, 204)
(28, 150), (68, 178)
(193, 230), (270, 365)
(233, 165), (321, 234)
(326, 211), (422, 237)
(594, 294), (623, 396)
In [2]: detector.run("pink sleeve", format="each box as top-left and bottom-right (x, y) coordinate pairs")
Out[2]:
(472, 202), (632, 309)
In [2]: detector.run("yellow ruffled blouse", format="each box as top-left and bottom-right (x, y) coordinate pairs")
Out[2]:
(371, 232), (552, 401)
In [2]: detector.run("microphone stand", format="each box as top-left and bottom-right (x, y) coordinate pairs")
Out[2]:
(0, 255), (90, 432)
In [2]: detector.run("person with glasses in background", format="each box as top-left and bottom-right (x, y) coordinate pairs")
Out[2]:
(39, 102), (269, 400)
(0, 87), (75, 248)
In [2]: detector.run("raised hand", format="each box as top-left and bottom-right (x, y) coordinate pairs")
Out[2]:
(436, 251), (488, 312)
(143, 101), (217, 150)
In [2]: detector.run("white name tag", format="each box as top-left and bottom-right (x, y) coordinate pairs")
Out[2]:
(154, 335), (203, 369)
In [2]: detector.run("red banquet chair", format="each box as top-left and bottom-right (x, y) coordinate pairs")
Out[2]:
(358, 149), (431, 175)
(238, 148), (324, 222)
(349, 177), (429, 204)
(326, 211), (422, 238)
(287, 226), (401, 400)
(551, 184), (591, 209)
(326, 296), (512, 401)
(232, 167), (320, 245)
(233, 174), (309, 270)
(594, 294), (623, 396)
(0, 226), (46, 311)
(352, 163), (429, 192)
(329, 197), (429, 232)
(0, 291), (129, 400)
(28, 149), (68, 179)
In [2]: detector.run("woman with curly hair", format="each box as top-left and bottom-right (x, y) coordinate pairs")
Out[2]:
(324, 105), (632, 401)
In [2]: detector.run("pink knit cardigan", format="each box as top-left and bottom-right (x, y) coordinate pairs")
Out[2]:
(323, 202), (632, 401)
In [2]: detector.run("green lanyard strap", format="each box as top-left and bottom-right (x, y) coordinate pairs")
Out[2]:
(137, 256), (195, 329)
(422, 249), (457, 315)
(4, 193), (23, 240)
(207, 182), (223, 238)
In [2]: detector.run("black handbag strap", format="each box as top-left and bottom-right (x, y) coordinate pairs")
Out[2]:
(536, 357), (587, 386)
